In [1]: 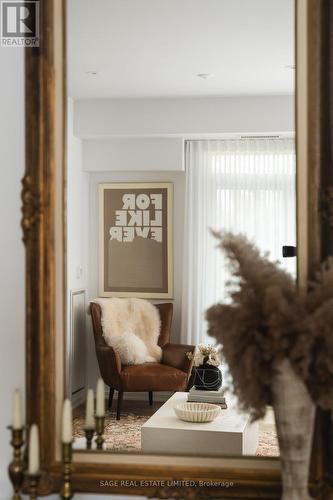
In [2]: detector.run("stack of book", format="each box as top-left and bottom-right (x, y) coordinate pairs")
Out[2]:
(187, 387), (227, 409)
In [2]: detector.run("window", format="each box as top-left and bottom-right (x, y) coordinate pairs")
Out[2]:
(181, 138), (296, 345)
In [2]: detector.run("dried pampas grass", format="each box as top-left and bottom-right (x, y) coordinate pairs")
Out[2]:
(206, 232), (310, 421)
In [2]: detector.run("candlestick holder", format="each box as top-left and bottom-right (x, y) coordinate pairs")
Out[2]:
(84, 428), (95, 450)
(94, 416), (105, 450)
(7, 426), (25, 500)
(61, 442), (73, 500)
(26, 471), (41, 500)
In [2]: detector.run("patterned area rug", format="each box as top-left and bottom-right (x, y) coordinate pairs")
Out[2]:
(73, 409), (279, 456)
(256, 429), (279, 456)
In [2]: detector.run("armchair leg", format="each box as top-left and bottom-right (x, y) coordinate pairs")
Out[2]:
(149, 391), (153, 406)
(116, 391), (123, 420)
(108, 388), (114, 410)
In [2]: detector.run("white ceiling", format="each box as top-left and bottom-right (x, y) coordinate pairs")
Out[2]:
(67, 0), (295, 99)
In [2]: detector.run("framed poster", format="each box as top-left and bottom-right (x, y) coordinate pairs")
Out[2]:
(99, 182), (173, 298)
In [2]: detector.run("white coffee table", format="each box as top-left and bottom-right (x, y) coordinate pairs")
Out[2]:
(141, 392), (258, 456)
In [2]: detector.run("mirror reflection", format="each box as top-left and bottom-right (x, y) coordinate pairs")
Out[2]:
(66, 0), (295, 457)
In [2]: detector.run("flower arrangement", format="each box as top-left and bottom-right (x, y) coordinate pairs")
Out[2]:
(205, 231), (333, 421)
(187, 344), (221, 367)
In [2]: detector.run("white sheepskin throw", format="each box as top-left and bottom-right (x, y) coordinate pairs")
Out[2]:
(92, 298), (162, 365)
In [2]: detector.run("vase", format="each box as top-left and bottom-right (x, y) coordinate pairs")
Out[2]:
(193, 363), (222, 391)
(272, 359), (315, 500)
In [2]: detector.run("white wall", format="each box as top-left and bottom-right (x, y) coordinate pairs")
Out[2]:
(83, 138), (184, 172)
(80, 96), (294, 178)
(74, 95), (294, 138)
(67, 98), (90, 293)
(0, 46), (25, 500)
(67, 98), (90, 400)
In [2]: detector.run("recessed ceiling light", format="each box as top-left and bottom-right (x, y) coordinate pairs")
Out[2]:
(284, 64), (295, 70)
(85, 70), (98, 75)
(197, 73), (215, 80)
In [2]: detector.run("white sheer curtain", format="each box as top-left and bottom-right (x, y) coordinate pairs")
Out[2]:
(181, 138), (296, 346)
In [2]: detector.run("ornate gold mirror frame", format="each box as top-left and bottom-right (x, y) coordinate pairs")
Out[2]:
(23, 0), (333, 497)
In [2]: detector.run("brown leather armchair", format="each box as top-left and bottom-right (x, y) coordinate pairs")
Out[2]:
(90, 302), (194, 419)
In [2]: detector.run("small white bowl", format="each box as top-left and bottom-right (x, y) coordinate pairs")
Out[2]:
(174, 402), (221, 423)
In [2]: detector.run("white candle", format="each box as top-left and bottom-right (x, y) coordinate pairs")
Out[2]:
(12, 389), (23, 430)
(62, 399), (73, 443)
(96, 379), (105, 417)
(28, 424), (39, 474)
(85, 389), (95, 429)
